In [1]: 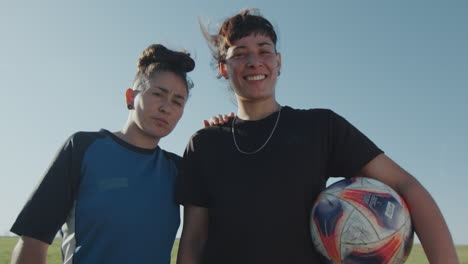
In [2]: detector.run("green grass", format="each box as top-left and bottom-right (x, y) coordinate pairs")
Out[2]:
(405, 244), (468, 263)
(0, 237), (62, 264)
(1, 236), (467, 264)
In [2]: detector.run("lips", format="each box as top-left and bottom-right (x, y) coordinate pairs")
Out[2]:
(153, 117), (169, 125)
(244, 74), (266, 81)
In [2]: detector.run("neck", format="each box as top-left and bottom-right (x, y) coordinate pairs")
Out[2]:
(116, 120), (160, 149)
(236, 97), (281, 120)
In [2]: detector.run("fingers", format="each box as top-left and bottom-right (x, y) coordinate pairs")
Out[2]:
(202, 115), (222, 127)
(203, 113), (236, 127)
(211, 114), (223, 125)
(222, 113), (234, 123)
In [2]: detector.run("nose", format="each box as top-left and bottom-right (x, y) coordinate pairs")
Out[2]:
(246, 53), (262, 68)
(159, 99), (170, 113)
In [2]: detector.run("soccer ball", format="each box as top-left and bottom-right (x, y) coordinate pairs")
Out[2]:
(310, 177), (414, 264)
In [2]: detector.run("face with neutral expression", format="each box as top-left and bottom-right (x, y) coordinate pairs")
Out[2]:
(130, 71), (187, 140)
(219, 34), (281, 103)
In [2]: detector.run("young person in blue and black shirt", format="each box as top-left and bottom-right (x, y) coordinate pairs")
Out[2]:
(10, 44), (195, 264)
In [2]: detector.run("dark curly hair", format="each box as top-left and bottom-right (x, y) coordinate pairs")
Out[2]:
(132, 44), (195, 94)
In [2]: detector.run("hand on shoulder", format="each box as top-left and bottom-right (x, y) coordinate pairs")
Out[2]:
(203, 112), (235, 127)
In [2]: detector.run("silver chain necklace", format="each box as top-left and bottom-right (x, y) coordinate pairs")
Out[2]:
(231, 106), (282, 155)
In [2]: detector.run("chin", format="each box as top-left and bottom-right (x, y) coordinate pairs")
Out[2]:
(242, 93), (274, 102)
(141, 128), (167, 140)
(244, 88), (274, 97)
(153, 132), (170, 139)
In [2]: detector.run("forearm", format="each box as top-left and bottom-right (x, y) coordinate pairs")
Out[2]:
(361, 154), (460, 263)
(399, 178), (459, 264)
(176, 235), (206, 264)
(176, 205), (209, 264)
(10, 236), (48, 264)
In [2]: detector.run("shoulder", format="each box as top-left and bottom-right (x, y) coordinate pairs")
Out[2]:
(161, 149), (182, 162)
(188, 124), (230, 145)
(284, 106), (334, 117)
(161, 149), (182, 170)
(67, 130), (107, 144)
(282, 106), (340, 124)
(58, 130), (108, 153)
(194, 124), (231, 136)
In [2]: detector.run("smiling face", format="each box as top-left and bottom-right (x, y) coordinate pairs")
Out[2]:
(219, 34), (281, 103)
(131, 71), (187, 141)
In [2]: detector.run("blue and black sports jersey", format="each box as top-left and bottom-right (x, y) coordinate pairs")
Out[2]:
(11, 129), (181, 264)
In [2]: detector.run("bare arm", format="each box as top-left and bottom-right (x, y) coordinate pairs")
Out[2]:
(360, 153), (459, 264)
(10, 236), (49, 264)
(177, 205), (209, 264)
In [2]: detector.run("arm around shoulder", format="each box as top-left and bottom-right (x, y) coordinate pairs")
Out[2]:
(177, 205), (209, 264)
(10, 236), (49, 264)
(360, 154), (460, 264)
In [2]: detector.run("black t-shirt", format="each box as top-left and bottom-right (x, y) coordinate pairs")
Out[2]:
(176, 107), (383, 264)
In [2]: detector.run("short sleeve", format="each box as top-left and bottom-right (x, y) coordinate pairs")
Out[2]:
(326, 111), (383, 179)
(175, 133), (210, 208)
(10, 133), (88, 244)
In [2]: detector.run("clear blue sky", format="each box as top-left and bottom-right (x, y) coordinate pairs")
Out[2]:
(1, 0), (467, 245)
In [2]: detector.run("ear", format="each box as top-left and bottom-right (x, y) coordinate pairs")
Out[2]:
(218, 61), (229, 79)
(125, 88), (135, 109)
(276, 52), (282, 76)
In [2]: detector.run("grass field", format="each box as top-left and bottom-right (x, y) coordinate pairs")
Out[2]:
(1, 237), (467, 264)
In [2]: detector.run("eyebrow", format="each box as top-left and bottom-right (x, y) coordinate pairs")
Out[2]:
(154, 86), (186, 100)
(258, 42), (274, 48)
(232, 42), (274, 51)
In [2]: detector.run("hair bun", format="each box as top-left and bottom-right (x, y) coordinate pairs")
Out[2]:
(137, 44), (195, 73)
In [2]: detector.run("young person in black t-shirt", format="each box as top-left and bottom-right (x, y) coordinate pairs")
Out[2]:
(176, 8), (459, 264)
